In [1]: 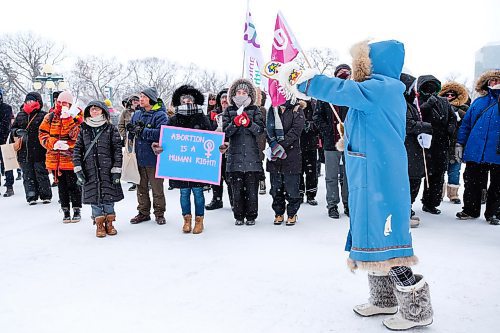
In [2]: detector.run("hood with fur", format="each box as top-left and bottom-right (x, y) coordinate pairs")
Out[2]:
(171, 85), (204, 107)
(227, 78), (256, 106)
(438, 82), (469, 107)
(350, 40), (405, 82)
(215, 88), (228, 109)
(475, 69), (500, 96)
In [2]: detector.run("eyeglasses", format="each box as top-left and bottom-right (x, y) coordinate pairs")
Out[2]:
(444, 93), (457, 97)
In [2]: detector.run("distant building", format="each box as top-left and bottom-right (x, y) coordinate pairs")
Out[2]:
(475, 42), (500, 80)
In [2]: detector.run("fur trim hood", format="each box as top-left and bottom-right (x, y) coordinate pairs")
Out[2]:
(227, 78), (256, 106)
(171, 85), (204, 107)
(438, 82), (469, 107)
(475, 69), (500, 96)
(350, 40), (405, 82)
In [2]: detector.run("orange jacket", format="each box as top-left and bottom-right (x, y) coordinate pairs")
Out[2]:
(38, 108), (83, 171)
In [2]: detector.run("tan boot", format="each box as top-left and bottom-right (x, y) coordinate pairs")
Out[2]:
(274, 215), (284, 225)
(94, 216), (106, 238)
(105, 214), (118, 235)
(286, 215), (297, 226)
(193, 216), (204, 234)
(182, 214), (192, 233)
(447, 184), (461, 204)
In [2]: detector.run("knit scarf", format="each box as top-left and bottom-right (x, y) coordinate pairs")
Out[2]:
(266, 105), (284, 143)
(85, 114), (107, 127)
(175, 104), (204, 116)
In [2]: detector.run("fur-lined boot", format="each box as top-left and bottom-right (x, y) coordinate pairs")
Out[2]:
(193, 216), (204, 234)
(383, 274), (433, 330)
(183, 214), (192, 233)
(353, 272), (398, 317)
(105, 214), (117, 235)
(94, 216), (106, 238)
(446, 184), (461, 204)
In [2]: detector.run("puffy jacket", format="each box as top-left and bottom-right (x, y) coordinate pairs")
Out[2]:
(457, 91), (499, 164)
(38, 109), (83, 171)
(129, 99), (168, 167)
(313, 100), (348, 151)
(73, 122), (124, 205)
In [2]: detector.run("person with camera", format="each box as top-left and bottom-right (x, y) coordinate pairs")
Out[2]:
(126, 87), (168, 225)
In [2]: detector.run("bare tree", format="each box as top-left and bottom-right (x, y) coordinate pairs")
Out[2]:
(184, 65), (228, 94)
(296, 47), (339, 76)
(68, 56), (128, 104)
(0, 32), (65, 103)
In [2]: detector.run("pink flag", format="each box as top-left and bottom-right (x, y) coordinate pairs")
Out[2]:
(269, 11), (300, 106)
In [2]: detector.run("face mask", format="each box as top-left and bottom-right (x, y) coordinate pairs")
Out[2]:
(23, 101), (41, 114)
(337, 72), (350, 80)
(232, 95), (250, 108)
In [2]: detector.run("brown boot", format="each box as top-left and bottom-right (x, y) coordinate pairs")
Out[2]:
(182, 214), (192, 233)
(286, 215), (297, 226)
(447, 185), (461, 204)
(94, 216), (106, 238)
(193, 216), (204, 234)
(105, 214), (118, 235)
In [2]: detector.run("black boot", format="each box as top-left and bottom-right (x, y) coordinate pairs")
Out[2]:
(62, 208), (71, 223)
(72, 208), (81, 223)
(328, 205), (340, 219)
(3, 186), (14, 197)
(422, 205), (441, 215)
(205, 198), (223, 210)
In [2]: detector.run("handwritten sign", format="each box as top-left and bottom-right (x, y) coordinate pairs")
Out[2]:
(155, 126), (225, 185)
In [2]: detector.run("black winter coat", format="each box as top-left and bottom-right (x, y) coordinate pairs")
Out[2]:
(0, 102), (13, 144)
(420, 95), (457, 175)
(223, 105), (264, 173)
(73, 122), (124, 205)
(300, 100), (319, 151)
(266, 103), (306, 174)
(11, 109), (47, 163)
(313, 100), (348, 151)
(448, 104), (468, 163)
(168, 112), (211, 188)
(404, 103), (433, 179)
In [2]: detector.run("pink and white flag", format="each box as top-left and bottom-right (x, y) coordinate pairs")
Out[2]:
(269, 11), (301, 106)
(243, 10), (265, 89)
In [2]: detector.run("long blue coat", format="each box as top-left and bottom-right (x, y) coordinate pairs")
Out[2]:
(298, 40), (413, 265)
(457, 90), (499, 165)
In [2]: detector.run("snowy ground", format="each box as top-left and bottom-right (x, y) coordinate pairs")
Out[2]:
(0, 174), (499, 333)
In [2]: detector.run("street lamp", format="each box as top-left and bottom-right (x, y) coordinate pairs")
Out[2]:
(33, 64), (66, 108)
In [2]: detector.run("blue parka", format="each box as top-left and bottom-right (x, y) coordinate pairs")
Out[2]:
(129, 99), (168, 167)
(298, 40), (414, 267)
(457, 89), (499, 165)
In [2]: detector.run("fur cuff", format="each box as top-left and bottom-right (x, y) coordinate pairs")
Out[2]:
(277, 62), (319, 102)
(74, 166), (82, 173)
(335, 138), (345, 151)
(348, 256), (419, 273)
(111, 167), (122, 173)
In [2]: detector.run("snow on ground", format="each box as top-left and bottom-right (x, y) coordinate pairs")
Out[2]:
(0, 175), (499, 333)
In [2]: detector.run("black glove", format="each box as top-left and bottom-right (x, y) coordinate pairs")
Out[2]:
(76, 171), (86, 186)
(15, 129), (28, 137)
(111, 173), (121, 184)
(426, 95), (439, 107)
(126, 122), (135, 132)
(133, 121), (146, 137)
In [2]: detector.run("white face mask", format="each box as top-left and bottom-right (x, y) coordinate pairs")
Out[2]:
(61, 106), (69, 113)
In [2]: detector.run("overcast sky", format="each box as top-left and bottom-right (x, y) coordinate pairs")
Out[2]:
(2, 0), (500, 86)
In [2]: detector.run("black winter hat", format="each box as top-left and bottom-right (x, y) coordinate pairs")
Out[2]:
(84, 100), (110, 119)
(25, 92), (44, 109)
(141, 87), (159, 105)
(171, 85), (204, 107)
(52, 91), (62, 101)
(334, 64), (351, 77)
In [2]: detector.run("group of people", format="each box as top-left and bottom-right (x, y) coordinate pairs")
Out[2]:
(0, 38), (499, 330)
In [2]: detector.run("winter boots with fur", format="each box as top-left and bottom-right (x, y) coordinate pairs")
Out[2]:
(383, 274), (433, 330)
(94, 215), (118, 238)
(446, 184), (461, 204)
(353, 272), (398, 317)
(105, 214), (117, 235)
(354, 272), (433, 330)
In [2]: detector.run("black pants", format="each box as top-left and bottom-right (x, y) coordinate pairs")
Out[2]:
(463, 162), (500, 219)
(409, 177), (422, 204)
(270, 173), (302, 216)
(300, 149), (318, 200)
(20, 162), (52, 202)
(227, 171), (260, 220)
(57, 170), (82, 209)
(421, 170), (445, 208)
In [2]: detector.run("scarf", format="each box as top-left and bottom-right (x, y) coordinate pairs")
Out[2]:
(85, 114), (107, 127)
(266, 105), (284, 143)
(232, 95), (251, 108)
(175, 104), (204, 116)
